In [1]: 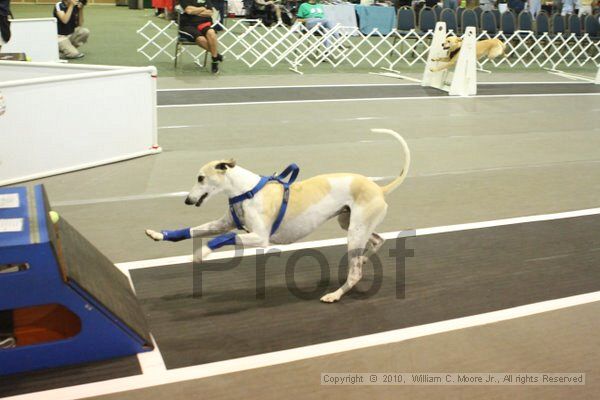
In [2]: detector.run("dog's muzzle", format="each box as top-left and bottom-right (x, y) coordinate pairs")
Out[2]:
(185, 193), (208, 207)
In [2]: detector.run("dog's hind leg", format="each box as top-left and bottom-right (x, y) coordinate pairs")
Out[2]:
(322, 201), (388, 303)
(362, 233), (385, 263)
(338, 208), (385, 263)
(488, 47), (504, 60)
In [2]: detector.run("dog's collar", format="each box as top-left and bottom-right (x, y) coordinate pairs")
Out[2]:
(228, 164), (300, 235)
(449, 48), (460, 60)
(228, 176), (270, 205)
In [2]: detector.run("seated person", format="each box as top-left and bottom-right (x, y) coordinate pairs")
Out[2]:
(296, 0), (340, 47)
(253, 0), (283, 26)
(578, 0), (594, 16)
(177, 0), (223, 74)
(53, 0), (89, 59)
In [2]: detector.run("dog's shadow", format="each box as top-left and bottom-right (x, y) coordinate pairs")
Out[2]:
(158, 277), (376, 318)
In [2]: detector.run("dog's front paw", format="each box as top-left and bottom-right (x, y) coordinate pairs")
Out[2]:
(145, 229), (164, 241)
(320, 291), (341, 303)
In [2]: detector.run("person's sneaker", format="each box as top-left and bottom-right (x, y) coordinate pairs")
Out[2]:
(67, 52), (85, 59)
(321, 51), (335, 63)
(211, 60), (219, 74)
(213, 53), (224, 62)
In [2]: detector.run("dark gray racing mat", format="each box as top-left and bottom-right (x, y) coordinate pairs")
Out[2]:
(158, 83), (600, 106)
(0, 356), (141, 397)
(131, 214), (600, 369)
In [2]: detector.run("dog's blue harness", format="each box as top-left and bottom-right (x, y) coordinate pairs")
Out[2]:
(228, 163), (299, 235)
(161, 164), (299, 250)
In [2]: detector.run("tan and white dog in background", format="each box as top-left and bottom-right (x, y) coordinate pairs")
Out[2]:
(146, 129), (410, 303)
(430, 36), (506, 72)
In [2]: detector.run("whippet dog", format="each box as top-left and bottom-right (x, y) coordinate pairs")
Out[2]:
(146, 128), (410, 303)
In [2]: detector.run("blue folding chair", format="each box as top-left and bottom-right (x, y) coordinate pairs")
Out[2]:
(433, 4), (443, 20)
(501, 10), (517, 35)
(396, 5), (417, 34)
(567, 14), (581, 35)
(440, 8), (458, 33)
(474, 6), (483, 25)
(535, 11), (550, 36)
(481, 10), (497, 35)
(391, 6), (418, 59)
(551, 13), (565, 35)
(579, 14), (587, 29)
(517, 11), (533, 32)
(461, 8), (478, 33)
(419, 7), (438, 33)
(584, 14), (600, 39)
(457, 7), (465, 30)
(491, 9), (500, 28)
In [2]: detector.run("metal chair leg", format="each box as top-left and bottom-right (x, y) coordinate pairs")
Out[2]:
(174, 42), (180, 68)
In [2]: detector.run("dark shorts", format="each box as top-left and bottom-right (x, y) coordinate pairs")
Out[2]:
(179, 22), (213, 40)
(0, 15), (11, 44)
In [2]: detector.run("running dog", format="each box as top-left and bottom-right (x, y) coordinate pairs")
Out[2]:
(145, 129), (410, 303)
(430, 36), (506, 72)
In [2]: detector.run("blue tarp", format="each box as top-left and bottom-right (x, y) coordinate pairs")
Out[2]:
(355, 5), (397, 35)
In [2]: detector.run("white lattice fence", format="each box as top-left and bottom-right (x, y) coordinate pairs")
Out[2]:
(137, 19), (600, 71)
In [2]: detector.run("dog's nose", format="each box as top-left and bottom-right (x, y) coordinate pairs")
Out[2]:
(184, 197), (194, 205)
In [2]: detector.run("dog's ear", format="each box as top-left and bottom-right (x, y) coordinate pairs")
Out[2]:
(215, 159), (236, 171)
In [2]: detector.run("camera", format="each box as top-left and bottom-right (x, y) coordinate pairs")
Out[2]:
(78, 0), (87, 6)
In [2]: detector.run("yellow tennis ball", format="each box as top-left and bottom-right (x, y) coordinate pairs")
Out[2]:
(49, 211), (60, 224)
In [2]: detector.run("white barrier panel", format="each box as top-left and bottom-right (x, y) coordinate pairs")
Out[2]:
(420, 23), (477, 96)
(0, 62), (160, 186)
(0, 63), (116, 82)
(422, 22), (450, 91)
(1, 18), (60, 62)
(449, 27), (477, 96)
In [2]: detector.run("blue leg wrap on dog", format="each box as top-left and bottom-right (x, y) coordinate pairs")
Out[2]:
(161, 228), (191, 242)
(208, 232), (237, 250)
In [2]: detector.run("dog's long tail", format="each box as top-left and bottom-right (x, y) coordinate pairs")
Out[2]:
(371, 128), (411, 195)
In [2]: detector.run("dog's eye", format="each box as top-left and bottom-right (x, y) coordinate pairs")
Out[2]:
(197, 176), (205, 183)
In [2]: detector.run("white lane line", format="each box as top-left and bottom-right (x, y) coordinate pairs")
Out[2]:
(137, 335), (167, 375)
(158, 125), (204, 130)
(415, 159), (600, 178)
(157, 83), (416, 91)
(50, 177), (394, 207)
(475, 81), (589, 85)
(118, 268), (168, 375)
(7, 290), (600, 400)
(157, 92), (600, 108)
(52, 191), (189, 207)
(156, 81), (589, 92)
(117, 207), (600, 271)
